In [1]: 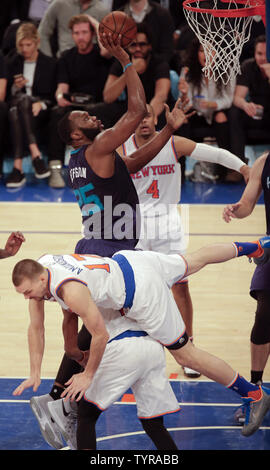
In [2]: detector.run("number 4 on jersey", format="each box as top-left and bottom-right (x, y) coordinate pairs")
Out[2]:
(146, 180), (159, 199)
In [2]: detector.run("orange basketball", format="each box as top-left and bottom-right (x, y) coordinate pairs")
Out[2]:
(99, 11), (137, 48)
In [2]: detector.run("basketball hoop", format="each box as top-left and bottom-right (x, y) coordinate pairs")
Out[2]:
(183, 0), (266, 84)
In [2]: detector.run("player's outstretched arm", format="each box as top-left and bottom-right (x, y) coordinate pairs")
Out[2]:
(13, 299), (45, 395)
(0, 232), (25, 259)
(223, 154), (265, 222)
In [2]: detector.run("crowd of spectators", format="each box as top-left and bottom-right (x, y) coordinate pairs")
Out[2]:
(0, 0), (269, 188)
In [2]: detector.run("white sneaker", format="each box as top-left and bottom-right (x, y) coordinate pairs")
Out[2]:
(48, 399), (78, 450)
(183, 366), (201, 378)
(48, 160), (65, 188)
(30, 394), (64, 449)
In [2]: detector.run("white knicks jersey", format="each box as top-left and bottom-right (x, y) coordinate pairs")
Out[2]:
(122, 134), (181, 215)
(38, 250), (187, 346)
(38, 253), (127, 312)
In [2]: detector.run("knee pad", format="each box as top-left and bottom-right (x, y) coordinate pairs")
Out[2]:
(166, 332), (189, 350)
(250, 291), (270, 345)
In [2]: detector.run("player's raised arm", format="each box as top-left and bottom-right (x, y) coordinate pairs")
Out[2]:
(92, 33), (147, 155)
(120, 98), (191, 173)
(223, 154), (265, 222)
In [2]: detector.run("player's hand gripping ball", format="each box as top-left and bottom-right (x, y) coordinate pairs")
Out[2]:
(99, 11), (137, 48)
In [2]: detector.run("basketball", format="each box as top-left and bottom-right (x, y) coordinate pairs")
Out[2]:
(99, 11), (137, 48)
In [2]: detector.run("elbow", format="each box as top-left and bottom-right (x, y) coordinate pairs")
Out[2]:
(64, 345), (72, 357)
(104, 331), (110, 344)
(125, 159), (140, 174)
(137, 100), (147, 118)
(130, 102), (147, 123)
(103, 90), (113, 103)
(64, 344), (79, 360)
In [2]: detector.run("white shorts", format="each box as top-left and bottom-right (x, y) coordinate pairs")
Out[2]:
(137, 210), (187, 255)
(84, 334), (180, 418)
(117, 250), (187, 347)
(136, 211), (188, 283)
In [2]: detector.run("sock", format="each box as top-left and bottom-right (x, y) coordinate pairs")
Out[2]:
(49, 384), (65, 400)
(251, 370), (263, 385)
(233, 241), (263, 258)
(227, 373), (261, 400)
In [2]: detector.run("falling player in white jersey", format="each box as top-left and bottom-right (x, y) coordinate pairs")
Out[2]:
(11, 236), (270, 439)
(117, 104), (250, 378)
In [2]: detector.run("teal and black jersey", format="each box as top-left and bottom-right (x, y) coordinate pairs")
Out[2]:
(68, 145), (140, 256)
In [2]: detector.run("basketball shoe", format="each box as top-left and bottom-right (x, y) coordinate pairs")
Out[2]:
(241, 386), (270, 436)
(30, 394), (64, 449)
(234, 236), (270, 259)
(234, 381), (262, 425)
(248, 236), (270, 260)
(48, 399), (78, 450)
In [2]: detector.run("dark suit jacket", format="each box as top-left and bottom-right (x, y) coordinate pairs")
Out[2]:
(5, 49), (57, 105)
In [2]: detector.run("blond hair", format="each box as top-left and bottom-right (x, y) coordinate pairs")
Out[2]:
(16, 22), (40, 53)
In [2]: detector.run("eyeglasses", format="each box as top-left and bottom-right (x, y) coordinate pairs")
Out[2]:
(128, 41), (149, 49)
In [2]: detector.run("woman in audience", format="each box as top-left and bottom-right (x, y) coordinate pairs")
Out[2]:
(178, 37), (236, 180)
(5, 22), (57, 188)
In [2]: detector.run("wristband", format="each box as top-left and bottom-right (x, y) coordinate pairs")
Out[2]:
(123, 62), (132, 73)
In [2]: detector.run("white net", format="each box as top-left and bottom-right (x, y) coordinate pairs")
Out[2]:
(183, 0), (264, 84)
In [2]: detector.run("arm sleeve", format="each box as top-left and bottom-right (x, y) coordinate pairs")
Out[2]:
(190, 143), (245, 172)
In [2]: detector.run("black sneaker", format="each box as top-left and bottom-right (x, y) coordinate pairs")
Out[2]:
(6, 168), (26, 188)
(32, 157), (51, 179)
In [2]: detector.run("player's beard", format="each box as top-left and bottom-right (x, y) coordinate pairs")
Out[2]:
(81, 127), (102, 141)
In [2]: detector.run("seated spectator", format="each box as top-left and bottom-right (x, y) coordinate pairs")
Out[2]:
(229, 35), (270, 162)
(115, 0), (175, 64)
(48, 14), (112, 169)
(240, 15), (266, 63)
(177, 37), (236, 181)
(38, 0), (110, 57)
(5, 22), (56, 188)
(0, 51), (8, 178)
(103, 22), (172, 128)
